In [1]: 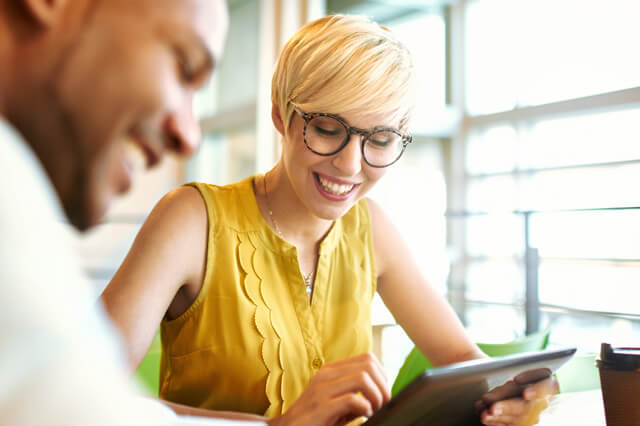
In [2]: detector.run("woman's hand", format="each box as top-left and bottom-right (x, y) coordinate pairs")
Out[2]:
(475, 369), (559, 426)
(268, 352), (390, 426)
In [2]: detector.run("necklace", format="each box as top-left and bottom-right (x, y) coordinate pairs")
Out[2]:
(262, 175), (313, 298)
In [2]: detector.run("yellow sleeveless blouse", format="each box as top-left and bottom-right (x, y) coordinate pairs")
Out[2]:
(159, 176), (376, 417)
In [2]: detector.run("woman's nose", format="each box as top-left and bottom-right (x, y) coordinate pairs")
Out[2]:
(331, 133), (364, 176)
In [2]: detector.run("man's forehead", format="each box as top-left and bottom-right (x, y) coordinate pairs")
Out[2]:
(184, 0), (229, 62)
(146, 0), (227, 61)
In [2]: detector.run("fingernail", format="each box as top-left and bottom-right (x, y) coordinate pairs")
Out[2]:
(525, 388), (536, 399)
(493, 407), (502, 415)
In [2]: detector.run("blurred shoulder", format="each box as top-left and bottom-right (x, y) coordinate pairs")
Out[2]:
(157, 185), (206, 217)
(143, 185), (208, 236)
(364, 197), (392, 230)
(364, 197), (405, 276)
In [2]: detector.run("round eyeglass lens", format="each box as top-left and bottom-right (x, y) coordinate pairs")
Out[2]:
(306, 116), (348, 154)
(363, 130), (404, 166)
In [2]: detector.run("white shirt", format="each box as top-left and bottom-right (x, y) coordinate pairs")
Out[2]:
(0, 118), (265, 426)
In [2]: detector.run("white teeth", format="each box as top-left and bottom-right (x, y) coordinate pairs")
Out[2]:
(318, 175), (354, 195)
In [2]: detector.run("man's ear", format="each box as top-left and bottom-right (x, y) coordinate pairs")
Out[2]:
(20, 0), (67, 27)
(271, 102), (285, 136)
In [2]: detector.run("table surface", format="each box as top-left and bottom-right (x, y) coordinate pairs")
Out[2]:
(167, 390), (606, 426)
(537, 389), (605, 426)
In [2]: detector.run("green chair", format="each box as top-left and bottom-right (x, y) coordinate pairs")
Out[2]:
(391, 329), (551, 397)
(134, 332), (162, 397)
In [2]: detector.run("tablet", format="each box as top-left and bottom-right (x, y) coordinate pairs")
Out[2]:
(364, 347), (576, 426)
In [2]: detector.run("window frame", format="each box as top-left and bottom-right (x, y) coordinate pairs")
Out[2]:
(444, 1), (640, 343)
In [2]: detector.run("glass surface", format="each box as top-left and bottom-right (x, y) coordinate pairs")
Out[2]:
(194, 76), (217, 119)
(467, 108), (640, 176)
(522, 164), (640, 211)
(186, 126), (257, 186)
(388, 12), (446, 113)
(543, 311), (640, 353)
(531, 210), (640, 260)
(466, 175), (519, 212)
(185, 133), (229, 185)
(190, 1), (260, 186)
(465, 0), (640, 115)
(522, 109), (640, 169)
(467, 163), (640, 212)
(454, 0), (640, 356)
(539, 260), (640, 315)
(465, 259), (525, 304)
(463, 303), (527, 344)
(466, 125), (517, 175)
(465, 0), (520, 114)
(212, 0), (259, 113)
(465, 214), (524, 257)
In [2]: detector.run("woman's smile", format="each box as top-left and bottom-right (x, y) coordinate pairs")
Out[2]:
(313, 171), (360, 201)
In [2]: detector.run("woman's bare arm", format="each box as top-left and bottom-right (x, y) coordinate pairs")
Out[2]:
(101, 186), (208, 371)
(367, 198), (558, 426)
(367, 198), (483, 366)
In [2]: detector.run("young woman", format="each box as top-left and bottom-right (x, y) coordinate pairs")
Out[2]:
(102, 15), (557, 426)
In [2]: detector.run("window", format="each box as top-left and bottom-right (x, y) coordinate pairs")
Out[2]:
(449, 0), (640, 352)
(465, 0), (640, 114)
(189, 0), (260, 185)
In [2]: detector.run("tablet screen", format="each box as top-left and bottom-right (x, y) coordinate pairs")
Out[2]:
(365, 347), (576, 426)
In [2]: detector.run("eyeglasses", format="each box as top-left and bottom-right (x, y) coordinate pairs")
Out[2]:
(295, 107), (412, 168)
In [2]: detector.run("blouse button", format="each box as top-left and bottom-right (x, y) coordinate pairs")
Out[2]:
(312, 358), (323, 369)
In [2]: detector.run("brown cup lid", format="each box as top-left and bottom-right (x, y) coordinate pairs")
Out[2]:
(598, 343), (640, 371)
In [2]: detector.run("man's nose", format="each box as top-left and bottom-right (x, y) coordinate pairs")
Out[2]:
(163, 93), (201, 157)
(331, 133), (363, 176)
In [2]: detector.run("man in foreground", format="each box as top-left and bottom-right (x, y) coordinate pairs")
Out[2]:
(0, 0), (241, 424)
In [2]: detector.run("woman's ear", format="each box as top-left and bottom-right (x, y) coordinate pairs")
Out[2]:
(20, 0), (68, 27)
(271, 102), (285, 136)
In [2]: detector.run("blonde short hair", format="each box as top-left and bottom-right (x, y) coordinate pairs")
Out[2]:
(271, 15), (415, 133)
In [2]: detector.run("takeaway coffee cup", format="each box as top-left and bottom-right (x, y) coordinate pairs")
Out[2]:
(597, 343), (640, 426)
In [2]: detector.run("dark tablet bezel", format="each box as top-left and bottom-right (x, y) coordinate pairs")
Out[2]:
(365, 347), (577, 426)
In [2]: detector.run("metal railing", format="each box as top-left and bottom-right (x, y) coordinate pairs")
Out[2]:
(446, 206), (640, 333)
